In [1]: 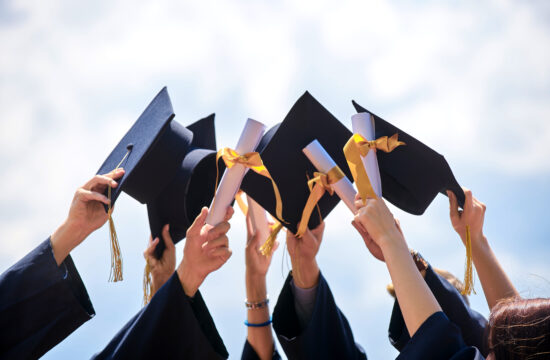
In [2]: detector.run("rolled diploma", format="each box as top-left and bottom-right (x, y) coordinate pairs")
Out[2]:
(351, 113), (382, 197)
(206, 118), (266, 225)
(246, 195), (271, 242)
(302, 140), (357, 214)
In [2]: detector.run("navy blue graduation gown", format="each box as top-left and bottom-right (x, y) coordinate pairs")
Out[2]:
(0, 238), (95, 360)
(241, 339), (281, 360)
(389, 264), (489, 356)
(92, 272), (228, 360)
(397, 311), (485, 360)
(271, 272), (367, 360)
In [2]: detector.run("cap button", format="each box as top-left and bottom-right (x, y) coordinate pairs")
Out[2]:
(126, 143), (134, 151)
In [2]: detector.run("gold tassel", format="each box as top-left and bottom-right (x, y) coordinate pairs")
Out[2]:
(461, 225), (475, 295)
(260, 222), (283, 256)
(107, 185), (123, 282)
(143, 261), (153, 306)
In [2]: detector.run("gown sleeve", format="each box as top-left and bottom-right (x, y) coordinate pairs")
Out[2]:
(389, 264), (489, 356)
(272, 271), (367, 360)
(396, 311), (485, 360)
(240, 339), (282, 360)
(91, 272), (228, 360)
(0, 238), (95, 360)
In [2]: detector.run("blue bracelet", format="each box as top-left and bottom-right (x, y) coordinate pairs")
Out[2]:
(244, 317), (272, 327)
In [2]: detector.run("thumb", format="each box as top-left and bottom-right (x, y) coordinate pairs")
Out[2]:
(188, 207), (209, 237)
(447, 190), (459, 221)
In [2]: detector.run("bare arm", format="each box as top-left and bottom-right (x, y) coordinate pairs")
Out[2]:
(448, 189), (519, 309)
(355, 197), (441, 336)
(245, 214), (278, 360)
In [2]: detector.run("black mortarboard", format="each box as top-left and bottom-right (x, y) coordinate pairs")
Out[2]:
(146, 114), (220, 258)
(351, 100), (465, 214)
(241, 91), (353, 234)
(97, 87), (193, 206)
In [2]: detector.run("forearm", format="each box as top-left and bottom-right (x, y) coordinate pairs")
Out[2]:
(246, 273), (274, 360)
(471, 235), (519, 309)
(50, 220), (87, 265)
(290, 257), (320, 289)
(176, 259), (203, 297)
(382, 239), (442, 337)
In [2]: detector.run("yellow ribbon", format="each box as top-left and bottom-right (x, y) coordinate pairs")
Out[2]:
(216, 148), (285, 222)
(295, 166), (345, 237)
(234, 190), (249, 216)
(343, 130), (405, 204)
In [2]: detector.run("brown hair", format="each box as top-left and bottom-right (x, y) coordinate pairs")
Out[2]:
(488, 298), (550, 359)
(386, 267), (470, 305)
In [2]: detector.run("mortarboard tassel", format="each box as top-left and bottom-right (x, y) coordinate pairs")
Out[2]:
(107, 185), (123, 282)
(260, 222), (283, 256)
(234, 190), (282, 257)
(461, 225), (476, 295)
(106, 148), (131, 283)
(143, 261), (153, 305)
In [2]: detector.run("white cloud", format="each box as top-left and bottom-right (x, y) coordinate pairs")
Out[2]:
(1, 0), (550, 359)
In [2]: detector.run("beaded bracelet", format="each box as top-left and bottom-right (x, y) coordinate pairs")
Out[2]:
(244, 317), (272, 327)
(245, 297), (269, 310)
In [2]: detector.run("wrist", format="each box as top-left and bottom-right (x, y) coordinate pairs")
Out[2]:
(379, 232), (408, 255)
(151, 272), (172, 291)
(177, 260), (204, 297)
(471, 234), (490, 260)
(63, 218), (90, 243)
(245, 274), (267, 301)
(291, 258), (319, 289)
(50, 219), (88, 265)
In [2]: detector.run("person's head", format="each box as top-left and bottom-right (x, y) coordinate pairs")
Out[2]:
(488, 297), (550, 359)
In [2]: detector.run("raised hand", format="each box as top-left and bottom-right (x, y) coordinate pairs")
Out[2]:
(143, 224), (176, 296)
(353, 196), (404, 250)
(286, 222), (324, 289)
(352, 193), (404, 262)
(245, 216), (279, 279)
(51, 169), (125, 265)
(448, 188), (486, 246)
(176, 206), (234, 297)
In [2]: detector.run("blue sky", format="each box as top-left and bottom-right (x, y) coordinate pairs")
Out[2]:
(1, 0), (549, 359)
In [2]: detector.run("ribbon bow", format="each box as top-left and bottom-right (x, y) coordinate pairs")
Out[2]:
(344, 132), (405, 204)
(296, 166), (345, 237)
(215, 148), (285, 222)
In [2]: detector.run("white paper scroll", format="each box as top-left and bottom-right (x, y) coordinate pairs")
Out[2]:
(351, 113), (382, 197)
(246, 195), (271, 242)
(302, 140), (357, 213)
(206, 118), (266, 225)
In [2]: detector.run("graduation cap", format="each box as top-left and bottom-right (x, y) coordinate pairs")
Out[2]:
(351, 101), (474, 296)
(96, 87), (193, 282)
(241, 91), (353, 235)
(97, 87), (194, 206)
(146, 114), (220, 259)
(350, 100), (465, 214)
